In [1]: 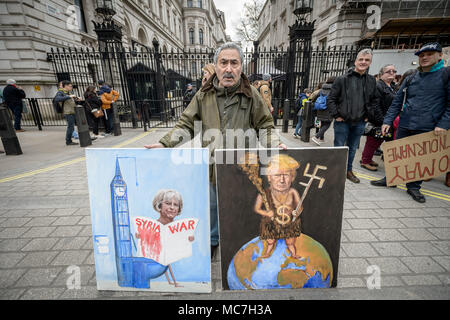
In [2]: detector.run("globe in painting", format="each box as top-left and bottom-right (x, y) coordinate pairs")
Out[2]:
(227, 234), (333, 289)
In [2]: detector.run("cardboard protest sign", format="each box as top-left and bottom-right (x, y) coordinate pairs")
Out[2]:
(86, 148), (211, 293)
(215, 148), (348, 290)
(382, 130), (450, 187)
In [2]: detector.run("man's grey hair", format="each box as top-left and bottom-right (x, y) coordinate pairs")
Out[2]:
(213, 42), (245, 65)
(378, 64), (395, 77)
(356, 48), (373, 58)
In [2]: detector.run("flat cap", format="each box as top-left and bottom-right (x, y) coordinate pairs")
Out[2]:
(415, 42), (442, 56)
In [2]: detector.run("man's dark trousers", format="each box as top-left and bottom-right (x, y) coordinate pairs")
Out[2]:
(333, 120), (366, 172)
(8, 104), (23, 130)
(65, 114), (76, 144)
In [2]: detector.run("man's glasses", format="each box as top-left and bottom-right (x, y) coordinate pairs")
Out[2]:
(384, 70), (397, 74)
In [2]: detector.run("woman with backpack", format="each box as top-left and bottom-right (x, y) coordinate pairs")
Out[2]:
(311, 77), (336, 145)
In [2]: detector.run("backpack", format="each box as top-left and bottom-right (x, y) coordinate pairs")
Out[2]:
(313, 92), (328, 110)
(52, 96), (63, 113)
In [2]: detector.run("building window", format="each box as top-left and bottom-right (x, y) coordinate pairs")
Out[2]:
(187, 0), (193, 8)
(319, 37), (327, 50)
(189, 28), (195, 44)
(199, 29), (204, 45)
(198, 0), (203, 8)
(74, 0), (87, 33)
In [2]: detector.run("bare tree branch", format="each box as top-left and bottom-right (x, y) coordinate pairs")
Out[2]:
(234, 0), (265, 43)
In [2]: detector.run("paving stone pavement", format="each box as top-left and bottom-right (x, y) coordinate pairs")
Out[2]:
(0, 126), (449, 300)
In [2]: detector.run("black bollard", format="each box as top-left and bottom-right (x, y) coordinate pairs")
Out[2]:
(130, 101), (138, 129)
(301, 101), (314, 142)
(282, 99), (290, 133)
(112, 103), (122, 136)
(74, 106), (92, 147)
(0, 106), (22, 155)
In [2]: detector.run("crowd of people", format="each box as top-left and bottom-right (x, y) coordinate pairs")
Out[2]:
(291, 42), (450, 203)
(1, 42), (448, 203)
(0, 78), (120, 147)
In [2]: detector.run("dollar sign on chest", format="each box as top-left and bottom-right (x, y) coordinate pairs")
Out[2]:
(275, 205), (291, 225)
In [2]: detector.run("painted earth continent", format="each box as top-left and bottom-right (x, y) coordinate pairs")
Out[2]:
(227, 234), (333, 289)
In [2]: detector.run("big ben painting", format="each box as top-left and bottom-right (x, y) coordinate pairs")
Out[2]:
(86, 148), (211, 293)
(215, 148), (348, 290)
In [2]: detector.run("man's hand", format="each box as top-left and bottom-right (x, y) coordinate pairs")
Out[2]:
(381, 124), (391, 135)
(434, 127), (447, 136)
(336, 117), (344, 122)
(144, 143), (164, 149)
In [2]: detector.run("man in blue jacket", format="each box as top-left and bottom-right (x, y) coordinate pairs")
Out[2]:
(371, 43), (450, 203)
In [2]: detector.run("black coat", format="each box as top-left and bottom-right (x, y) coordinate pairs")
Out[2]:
(327, 69), (379, 123)
(84, 92), (102, 111)
(3, 85), (26, 108)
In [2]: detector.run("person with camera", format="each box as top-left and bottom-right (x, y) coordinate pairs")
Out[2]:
(371, 43), (450, 203)
(54, 80), (82, 146)
(360, 64), (397, 171)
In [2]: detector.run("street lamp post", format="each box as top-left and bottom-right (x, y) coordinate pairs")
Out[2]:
(289, 0), (315, 94)
(93, 0), (123, 136)
(93, 0), (123, 51)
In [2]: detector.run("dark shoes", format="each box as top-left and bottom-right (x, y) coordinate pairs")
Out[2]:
(66, 141), (78, 146)
(374, 149), (383, 156)
(370, 176), (397, 188)
(407, 189), (426, 203)
(370, 177), (426, 203)
(371, 177), (387, 187)
(346, 171), (360, 183)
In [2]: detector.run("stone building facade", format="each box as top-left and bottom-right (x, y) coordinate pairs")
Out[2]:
(257, 0), (298, 51)
(0, 0), (229, 98)
(257, 0), (450, 50)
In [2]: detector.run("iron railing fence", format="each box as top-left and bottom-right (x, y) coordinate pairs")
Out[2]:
(37, 42), (360, 130)
(19, 97), (188, 130)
